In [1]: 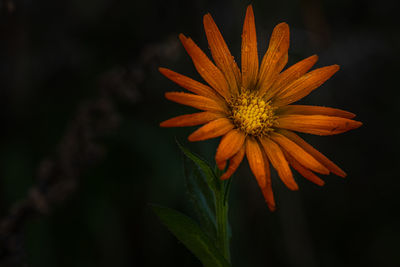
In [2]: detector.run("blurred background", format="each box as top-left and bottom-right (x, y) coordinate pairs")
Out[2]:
(0, 0), (398, 266)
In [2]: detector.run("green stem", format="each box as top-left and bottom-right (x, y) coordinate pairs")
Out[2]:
(214, 175), (231, 263)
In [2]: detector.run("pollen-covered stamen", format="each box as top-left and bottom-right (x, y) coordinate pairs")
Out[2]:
(230, 92), (277, 136)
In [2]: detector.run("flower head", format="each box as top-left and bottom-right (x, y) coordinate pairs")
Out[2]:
(160, 5), (362, 210)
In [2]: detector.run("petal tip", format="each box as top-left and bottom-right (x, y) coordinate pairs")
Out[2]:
(159, 67), (168, 75)
(320, 167), (330, 175)
(290, 183), (299, 191)
(178, 33), (187, 43)
(348, 120), (363, 131)
(216, 159), (227, 171)
(164, 92), (173, 99)
(187, 134), (197, 142)
(203, 13), (212, 22)
(203, 13), (216, 35)
(188, 128), (210, 142)
(346, 111), (357, 119)
(310, 54), (319, 62)
(276, 22), (289, 31)
(331, 64), (340, 72)
(268, 203), (276, 211)
(354, 121), (363, 128)
(246, 4), (254, 13)
(220, 173), (231, 180)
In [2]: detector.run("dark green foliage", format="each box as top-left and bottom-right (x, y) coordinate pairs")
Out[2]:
(152, 205), (230, 267)
(183, 155), (217, 240)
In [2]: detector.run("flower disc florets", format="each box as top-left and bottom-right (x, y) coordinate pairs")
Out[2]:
(230, 91), (277, 136)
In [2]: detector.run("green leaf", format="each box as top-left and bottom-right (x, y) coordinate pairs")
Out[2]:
(183, 156), (217, 239)
(152, 205), (230, 267)
(176, 139), (219, 192)
(223, 177), (233, 205)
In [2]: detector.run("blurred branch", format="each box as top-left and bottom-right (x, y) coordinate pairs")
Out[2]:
(301, 0), (331, 48)
(0, 0), (15, 14)
(0, 36), (180, 267)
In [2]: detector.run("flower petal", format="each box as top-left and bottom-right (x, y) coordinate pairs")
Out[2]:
(257, 22), (290, 96)
(284, 151), (325, 186)
(261, 137), (298, 191)
(165, 92), (227, 113)
(277, 105), (356, 119)
(270, 132), (329, 175)
(241, 5), (259, 90)
(188, 118), (234, 141)
(179, 34), (231, 100)
(159, 67), (224, 102)
(203, 13), (241, 95)
(246, 137), (275, 211)
(278, 129), (346, 177)
(160, 111), (223, 127)
(266, 55), (318, 101)
(273, 65), (340, 107)
(221, 145), (245, 180)
(277, 114), (362, 135)
(261, 170), (275, 211)
(276, 53), (289, 75)
(215, 129), (246, 170)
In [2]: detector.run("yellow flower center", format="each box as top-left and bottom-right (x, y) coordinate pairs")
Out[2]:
(230, 92), (277, 136)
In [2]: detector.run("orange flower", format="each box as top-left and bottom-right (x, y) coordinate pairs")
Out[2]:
(160, 5), (362, 211)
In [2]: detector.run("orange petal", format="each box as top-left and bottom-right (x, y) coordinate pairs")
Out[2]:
(179, 34), (230, 100)
(270, 132), (329, 175)
(160, 111), (223, 127)
(245, 137), (276, 211)
(203, 14), (241, 95)
(260, 137), (298, 191)
(188, 118), (234, 141)
(241, 5), (259, 90)
(266, 55), (318, 100)
(261, 53), (289, 101)
(257, 23), (290, 96)
(273, 65), (340, 107)
(221, 145), (245, 180)
(277, 114), (362, 135)
(159, 67), (224, 103)
(215, 129), (246, 170)
(262, 170), (276, 211)
(276, 53), (289, 74)
(278, 129), (346, 177)
(165, 92), (227, 113)
(277, 105), (356, 119)
(284, 151), (325, 186)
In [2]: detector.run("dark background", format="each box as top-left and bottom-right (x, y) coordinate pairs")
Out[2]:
(0, 0), (398, 266)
